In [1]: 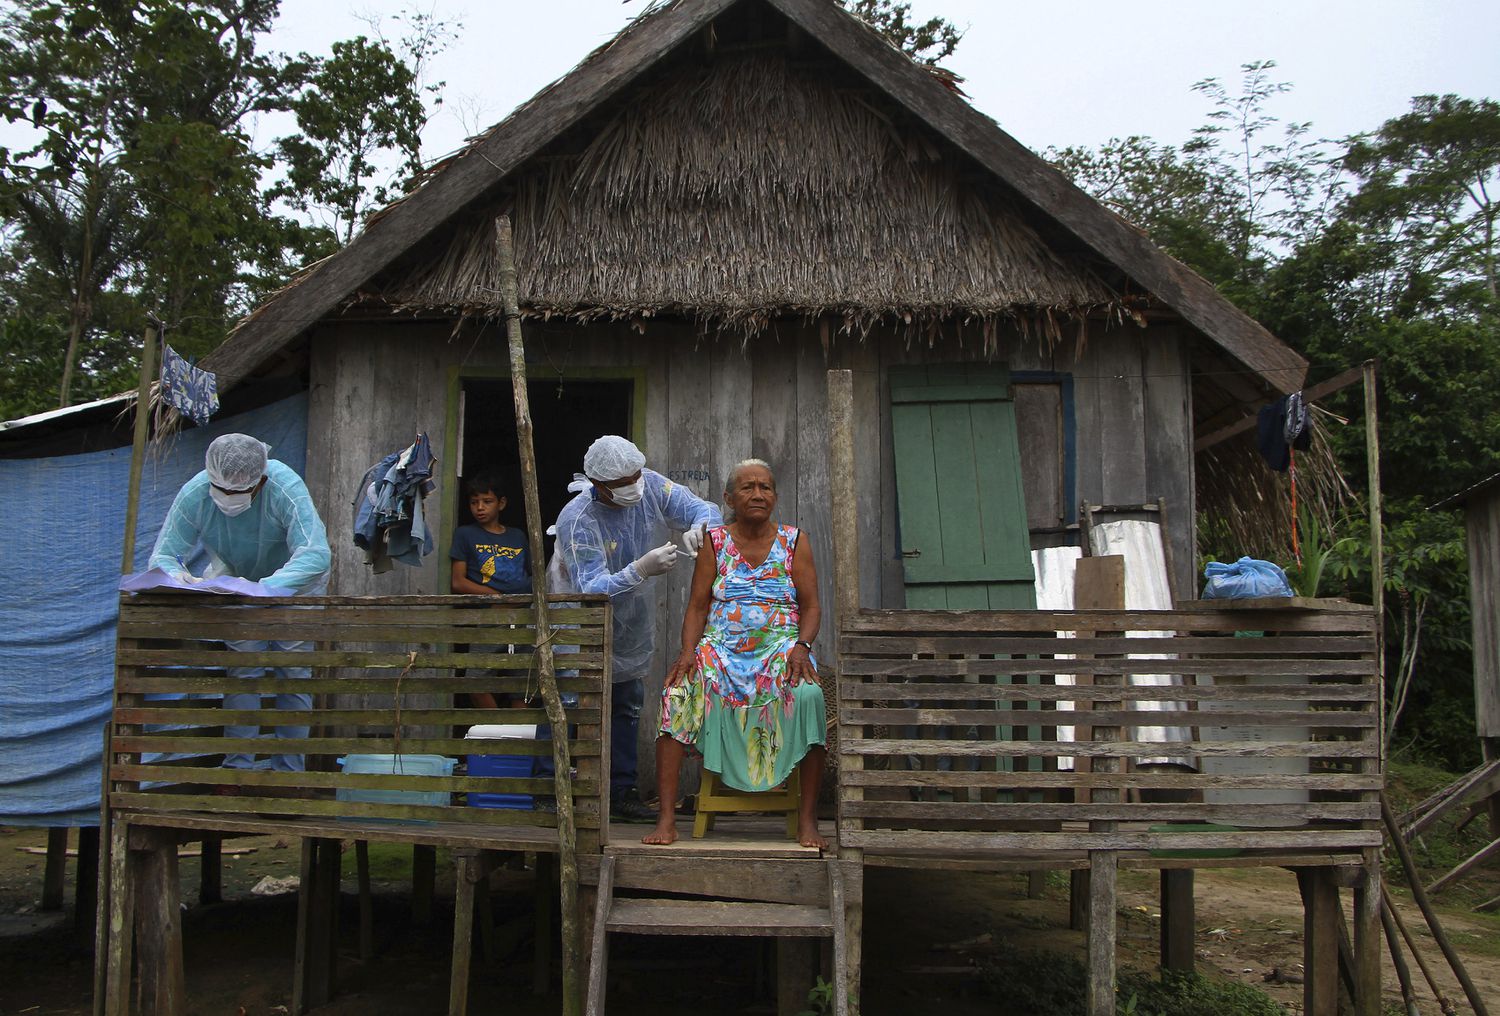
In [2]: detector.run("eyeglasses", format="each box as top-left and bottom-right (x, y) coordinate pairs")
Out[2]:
(210, 480), (262, 496)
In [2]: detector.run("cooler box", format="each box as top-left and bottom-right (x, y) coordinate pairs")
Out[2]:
(336, 753), (456, 813)
(466, 724), (537, 810)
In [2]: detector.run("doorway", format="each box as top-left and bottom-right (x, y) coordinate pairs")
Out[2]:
(444, 372), (640, 585)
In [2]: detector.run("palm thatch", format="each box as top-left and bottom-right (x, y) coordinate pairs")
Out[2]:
(1196, 421), (1354, 562)
(362, 53), (1124, 343)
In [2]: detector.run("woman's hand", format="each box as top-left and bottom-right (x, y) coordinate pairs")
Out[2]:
(664, 648), (697, 688)
(788, 642), (816, 683)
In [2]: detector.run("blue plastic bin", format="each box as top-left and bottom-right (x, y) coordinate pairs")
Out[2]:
(336, 754), (455, 816)
(466, 724), (537, 810)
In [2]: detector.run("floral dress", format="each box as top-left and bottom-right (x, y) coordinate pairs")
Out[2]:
(659, 524), (826, 791)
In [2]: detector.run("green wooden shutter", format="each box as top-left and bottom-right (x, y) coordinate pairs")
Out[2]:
(890, 365), (1037, 609)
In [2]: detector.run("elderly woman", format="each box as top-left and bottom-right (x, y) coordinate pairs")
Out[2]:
(643, 459), (827, 847)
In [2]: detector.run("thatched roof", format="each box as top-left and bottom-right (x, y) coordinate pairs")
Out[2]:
(202, 0), (1307, 396)
(365, 53), (1119, 337)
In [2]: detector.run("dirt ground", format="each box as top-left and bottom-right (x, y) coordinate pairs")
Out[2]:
(1, 824), (1496, 1015)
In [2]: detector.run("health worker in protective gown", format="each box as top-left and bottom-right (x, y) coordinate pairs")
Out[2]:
(149, 433), (331, 774)
(550, 435), (721, 821)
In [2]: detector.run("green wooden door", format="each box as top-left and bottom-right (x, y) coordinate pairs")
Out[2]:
(890, 365), (1037, 609)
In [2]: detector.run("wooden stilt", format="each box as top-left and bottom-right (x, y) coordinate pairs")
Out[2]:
(198, 837), (221, 905)
(413, 844), (436, 926)
(1352, 851), (1381, 1016)
(293, 838), (339, 1014)
(583, 856), (614, 1016)
(1299, 868), (1339, 1016)
(830, 861), (850, 1016)
(356, 840), (373, 964)
(449, 852), (476, 1016)
(133, 837), (185, 1016)
(1159, 870), (1194, 973)
(77, 824), (100, 946)
(534, 852), (556, 994)
(43, 827), (68, 911)
(1070, 869), (1089, 931)
(777, 939), (818, 1016)
(93, 721), (114, 1016)
(1086, 850), (1117, 1016)
(103, 820), (135, 1016)
(1026, 869), (1047, 899)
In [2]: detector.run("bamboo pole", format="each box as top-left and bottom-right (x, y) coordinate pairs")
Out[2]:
(1381, 793), (1489, 1016)
(496, 215), (582, 1016)
(120, 324), (159, 573)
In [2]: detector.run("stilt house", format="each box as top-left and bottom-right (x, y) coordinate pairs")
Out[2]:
(202, 0), (1308, 763)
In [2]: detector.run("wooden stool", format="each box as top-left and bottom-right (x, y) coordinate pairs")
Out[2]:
(692, 768), (800, 838)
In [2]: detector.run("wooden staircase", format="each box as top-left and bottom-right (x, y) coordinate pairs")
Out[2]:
(585, 854), (850, 1016)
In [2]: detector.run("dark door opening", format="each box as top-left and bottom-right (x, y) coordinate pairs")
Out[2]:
(456, 377), (635, 553)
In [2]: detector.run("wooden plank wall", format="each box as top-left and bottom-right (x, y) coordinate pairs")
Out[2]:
(304, 316), (1197, 781)
(1466, 491), (1500, 737)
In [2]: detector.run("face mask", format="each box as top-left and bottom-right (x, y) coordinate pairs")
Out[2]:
(210, 487), (254, 517)
(607, 479), (644, 506)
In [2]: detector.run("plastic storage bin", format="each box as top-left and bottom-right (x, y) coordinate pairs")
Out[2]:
(336, 754), (456, 816)
(466, 724), (537, 810)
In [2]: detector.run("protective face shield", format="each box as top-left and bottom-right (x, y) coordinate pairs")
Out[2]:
(210, 486), (255, 517)
(607, 478), (645, 506)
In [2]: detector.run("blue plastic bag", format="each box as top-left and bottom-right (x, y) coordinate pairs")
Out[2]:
(1201, 557), (1293, 599)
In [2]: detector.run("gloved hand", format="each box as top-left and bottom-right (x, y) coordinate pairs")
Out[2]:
(634, 542), (680, 577)
(680, 525), (705, 559)
(171, 571), (203, 585)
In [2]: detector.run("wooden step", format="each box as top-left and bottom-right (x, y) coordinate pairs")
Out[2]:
(605, 898), (834, 937)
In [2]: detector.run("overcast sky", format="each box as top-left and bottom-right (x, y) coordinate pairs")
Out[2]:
(262, 0), (1500, 166)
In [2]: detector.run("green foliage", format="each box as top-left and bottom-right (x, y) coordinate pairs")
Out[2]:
(839, 0), (963, 65)
(0, 0), (446, 416)
(1059, 67), (1499, 766)
(978, 942), (1089, 1015)
(1117, 970), (1285, 1016)
(796, 976), (856, 1016)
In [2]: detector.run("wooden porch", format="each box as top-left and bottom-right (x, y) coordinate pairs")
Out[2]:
(100, 592), (1383, 1016)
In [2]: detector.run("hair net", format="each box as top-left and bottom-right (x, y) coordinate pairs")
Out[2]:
(206, 433), (270, 489)
(582, 435), (645, 482)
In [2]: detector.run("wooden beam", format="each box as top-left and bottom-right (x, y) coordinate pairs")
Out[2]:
(1193, 365), (1365, 453)
(768, 0), (1307, 395)
(1299, 868), (1340, 1016)
(201, 0), (739, 391)
(42, 828), (67, 911)
(1086, 850), (1117, 1016)
(1427, 835), (1500, 895)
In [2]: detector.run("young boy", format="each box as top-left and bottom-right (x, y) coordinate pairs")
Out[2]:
(450, 472), (530, 596)
(450, 473), (530, 710)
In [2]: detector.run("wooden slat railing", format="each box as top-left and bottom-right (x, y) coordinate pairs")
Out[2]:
(110, 593), (610, 851)
(836, 602), (1382, 860)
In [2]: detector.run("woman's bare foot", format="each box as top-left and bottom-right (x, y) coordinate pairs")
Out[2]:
(641, 817), (679, 845)
(798, 814), (828, 850)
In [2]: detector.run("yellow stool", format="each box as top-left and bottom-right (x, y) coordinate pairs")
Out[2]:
(692, 768), (801, 839)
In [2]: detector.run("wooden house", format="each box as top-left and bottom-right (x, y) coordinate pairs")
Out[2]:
(201, 0), (1308, 777)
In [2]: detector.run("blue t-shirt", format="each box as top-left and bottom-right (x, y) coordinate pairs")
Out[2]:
(449, 524), (530, 593)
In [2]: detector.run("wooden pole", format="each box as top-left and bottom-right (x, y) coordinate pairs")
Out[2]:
(1383, 884), (1455, 1014)
(1381, 793), (1490, 1016)
(120, 324), (160, 574)
(1379, 896), (1421, 1016)
(826, 368), (862, 1016)
(1362, 361), (1386, 752)
(496, 214), (582, 1016)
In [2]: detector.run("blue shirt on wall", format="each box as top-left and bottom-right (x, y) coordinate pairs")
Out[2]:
(449, 524), (531, 593)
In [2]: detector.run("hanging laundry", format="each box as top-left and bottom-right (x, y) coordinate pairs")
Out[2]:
(159, 344), (219, 425)
(1255, 393), (1312, 472)
(352, 433), (438, 573)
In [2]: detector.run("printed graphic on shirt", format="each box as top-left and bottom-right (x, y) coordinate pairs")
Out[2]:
(449, 524), (530, 593)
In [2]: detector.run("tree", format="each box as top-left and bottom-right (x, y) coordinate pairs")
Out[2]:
(0, 0), (444, 413)
(839, 0), (963, 65)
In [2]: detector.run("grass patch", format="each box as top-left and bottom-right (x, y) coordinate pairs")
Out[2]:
(978, 944), (1286, 1016)
(1118, 970), (1285, 1016)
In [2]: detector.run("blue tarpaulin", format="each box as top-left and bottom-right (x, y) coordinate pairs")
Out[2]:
(0, 394), (308, 826)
